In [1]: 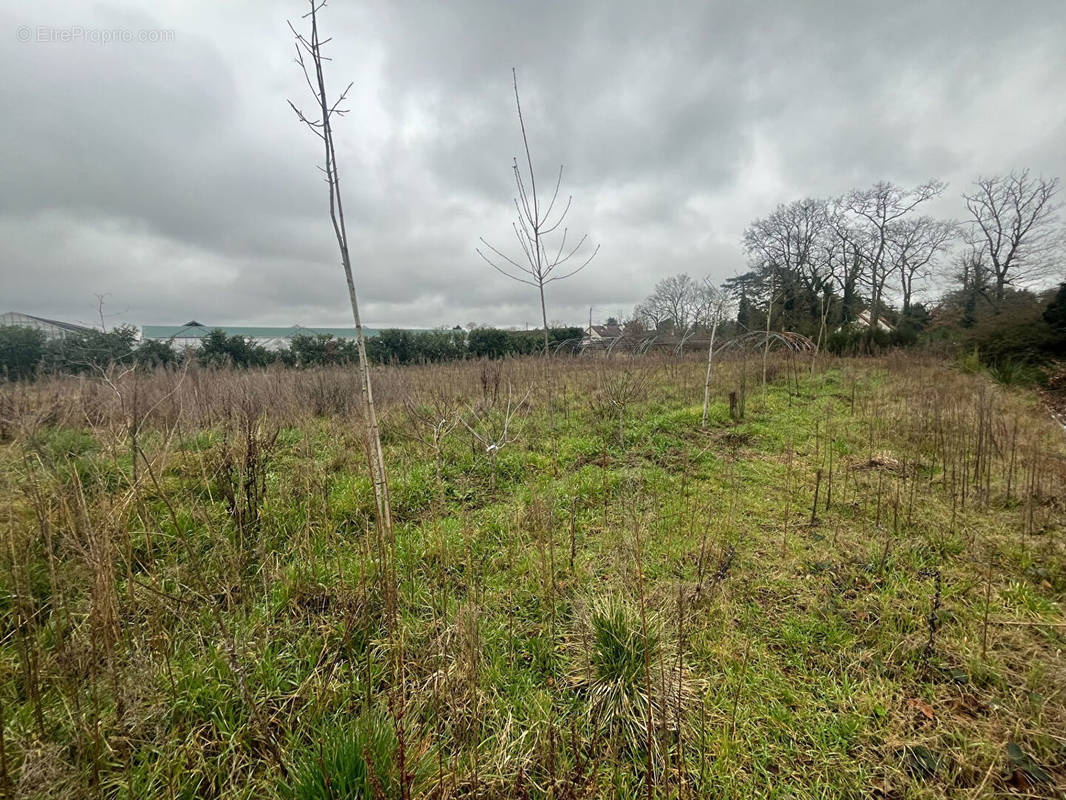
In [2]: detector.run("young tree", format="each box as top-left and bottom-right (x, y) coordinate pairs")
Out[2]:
(403, 386), (462, 511)
(598, 361), (652, 446)
(963, 170), (1062, 305)
(461, 382), (531, 486)
(288, 2), (394, 564)
(700, 283), (734, 427)
(477, 69), (599, 357)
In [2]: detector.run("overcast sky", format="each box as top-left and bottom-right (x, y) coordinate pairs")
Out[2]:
(3, 1), (1065, 330)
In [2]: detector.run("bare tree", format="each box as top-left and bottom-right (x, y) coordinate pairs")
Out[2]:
(845, 180), (946, 330)
(743, 198), (831, 298)
(635, 273), (708, 333)
(745, 198), (835, 365)
(963, 170), (1062, 305)
(823, 198), (872, 325)
(287, 2), (393, 556)
(886, 216), (958, 313)
(477, 69), (599, 356)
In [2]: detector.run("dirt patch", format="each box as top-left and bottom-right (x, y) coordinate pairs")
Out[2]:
(1037, 361), (1066, 424)
(850, 450), (906, 473)
(718, 431), (755, 449)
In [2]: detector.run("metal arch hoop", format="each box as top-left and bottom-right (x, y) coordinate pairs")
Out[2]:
(673, 328), (698, 357)
(552, 336), (584, 356)
(711, 330), (816, 357)
(571, 329), (815, 359)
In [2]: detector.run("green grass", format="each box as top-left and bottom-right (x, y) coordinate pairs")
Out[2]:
(1, 356), (1064, 798)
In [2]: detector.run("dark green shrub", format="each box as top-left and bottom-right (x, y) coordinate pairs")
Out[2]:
(986, 357), (1044, 387)
(466, 328), (510, 359)
(0, 325), (46, 379)
(198, 329), (275, 368)
(134, 338), (180, 368)
(1043, 283), (1066, 356)
(42, 325), (138, 373)
(288, 333), (359, 366)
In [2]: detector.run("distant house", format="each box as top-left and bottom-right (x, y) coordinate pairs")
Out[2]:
(140, 321), (393, 351)
(852, 311), (895, 333)
(1, 311), (93, 340)
(584, 323), (623, 341)
(581, 323), (624, 350)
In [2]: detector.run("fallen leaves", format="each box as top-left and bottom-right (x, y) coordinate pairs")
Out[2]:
(906, 697), (935, 721)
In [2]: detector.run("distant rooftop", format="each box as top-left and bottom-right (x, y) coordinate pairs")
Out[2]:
(140, 323), (403, 341)
(143, 323), (362, 339)
(2, 311), (94, 334)
(587, 323), (624, 338)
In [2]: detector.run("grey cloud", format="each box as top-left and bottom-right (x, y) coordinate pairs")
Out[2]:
(2, 0), (1065, 329)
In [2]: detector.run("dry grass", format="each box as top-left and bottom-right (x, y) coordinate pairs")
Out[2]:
(0, 351), (1063, 799)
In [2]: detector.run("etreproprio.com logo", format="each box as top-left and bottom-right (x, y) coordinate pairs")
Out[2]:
(16, 25), (175, 44)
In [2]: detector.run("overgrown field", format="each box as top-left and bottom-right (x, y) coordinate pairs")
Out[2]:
(1, 354), (1064, 799)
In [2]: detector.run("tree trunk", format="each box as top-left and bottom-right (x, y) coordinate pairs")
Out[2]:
(539, 282), (551, 357)
(811, 294), (827, 379)
(433, 433), (445, 512)
(301, 6), (395, 616)
(762, 288), (773, 411)
(994, 271), (1006, 306)
(701, 317), (719, 428)
(869, 264), (881, 334)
